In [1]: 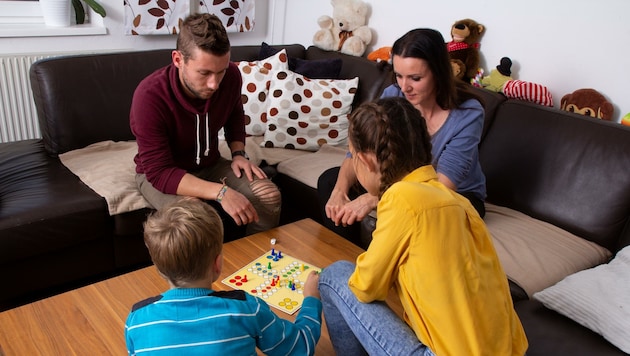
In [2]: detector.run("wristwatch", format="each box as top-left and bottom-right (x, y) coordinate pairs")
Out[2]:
(231, 150), (249, 160)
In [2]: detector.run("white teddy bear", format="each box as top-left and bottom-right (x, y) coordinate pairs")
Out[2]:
(312, 0), (373, 57)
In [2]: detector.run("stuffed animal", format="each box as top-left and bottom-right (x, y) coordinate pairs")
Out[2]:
(367, 46), (392, 63)
(560, 88), (613, 120)
(312, 0), (373, 57)
(481, 56), (554, 107)
(446, 18), (485, 82)
(481, 57), (513, 92)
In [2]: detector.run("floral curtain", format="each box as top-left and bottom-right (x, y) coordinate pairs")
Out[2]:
(124, 0), (255, 35)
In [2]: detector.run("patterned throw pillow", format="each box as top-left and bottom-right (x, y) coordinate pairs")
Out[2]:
(236, 49), (289, 136)
(262, 70), (358, 151)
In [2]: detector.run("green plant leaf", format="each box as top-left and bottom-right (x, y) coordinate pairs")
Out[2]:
(83, 0), (107, 18)
(71, 0), (86, 24)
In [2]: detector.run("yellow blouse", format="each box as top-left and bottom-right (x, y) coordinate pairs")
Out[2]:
(349, 165), (528, 356)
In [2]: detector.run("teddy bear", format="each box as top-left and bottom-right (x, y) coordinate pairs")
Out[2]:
(312, 0), (373, 57)
(446, 18), (485, 82)
(560, 88), (614, 120)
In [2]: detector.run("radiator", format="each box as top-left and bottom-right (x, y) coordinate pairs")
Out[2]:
(0, 54), (54, 143)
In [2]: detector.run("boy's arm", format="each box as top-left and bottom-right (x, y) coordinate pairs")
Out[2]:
(255, 296), (322, 356)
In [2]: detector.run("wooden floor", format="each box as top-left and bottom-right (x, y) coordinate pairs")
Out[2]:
(0, 219), (402, 355)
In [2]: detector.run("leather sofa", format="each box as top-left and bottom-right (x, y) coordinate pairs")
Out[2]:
(1, 43), (628, 355)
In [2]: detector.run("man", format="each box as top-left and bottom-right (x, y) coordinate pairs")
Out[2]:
(130, 13), (280, 238)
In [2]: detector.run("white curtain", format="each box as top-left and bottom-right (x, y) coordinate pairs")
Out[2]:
(124, 0), (255, 35)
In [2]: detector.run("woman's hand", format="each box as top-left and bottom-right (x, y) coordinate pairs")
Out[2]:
(327, 192), (378, 227)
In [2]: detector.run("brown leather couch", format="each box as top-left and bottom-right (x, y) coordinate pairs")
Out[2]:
(1, 44), (629, 355)
(0, 44), (392, 311)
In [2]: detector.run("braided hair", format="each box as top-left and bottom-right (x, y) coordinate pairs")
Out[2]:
(348, 97), (432, 197)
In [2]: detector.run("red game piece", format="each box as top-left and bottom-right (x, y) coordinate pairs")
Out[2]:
(242, 275), (248, 282)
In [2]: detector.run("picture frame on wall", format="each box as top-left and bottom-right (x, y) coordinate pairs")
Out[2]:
(124, 0), (255, 35)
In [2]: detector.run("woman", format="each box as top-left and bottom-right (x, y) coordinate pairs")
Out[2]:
(318, 97), (527, 355)
(318, 28), (486, 245)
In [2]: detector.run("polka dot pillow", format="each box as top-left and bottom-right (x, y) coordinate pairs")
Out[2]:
(262, 70), (358, 151)
(236, 49), (289, 136)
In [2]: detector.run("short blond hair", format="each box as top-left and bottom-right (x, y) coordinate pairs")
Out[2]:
(143, 198), (223, 286)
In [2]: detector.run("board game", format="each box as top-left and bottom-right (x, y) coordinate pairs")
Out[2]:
(222, 249), (321, 315)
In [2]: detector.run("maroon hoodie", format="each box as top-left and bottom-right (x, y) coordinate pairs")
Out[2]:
(130, 62), (245, 194)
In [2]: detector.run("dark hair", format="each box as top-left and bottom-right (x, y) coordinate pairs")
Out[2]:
(348, 97), (433, 196)
(391, 28), (483, 110)
(177, 13), (231, 61)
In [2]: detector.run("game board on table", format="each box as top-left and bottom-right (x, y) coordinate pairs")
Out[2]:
(222, 249), (321, 315)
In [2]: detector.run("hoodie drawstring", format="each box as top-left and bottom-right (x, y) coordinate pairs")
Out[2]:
(195, 113), (211, 165)
(204, 113), (210, 157)
(195, 114), (201, 165)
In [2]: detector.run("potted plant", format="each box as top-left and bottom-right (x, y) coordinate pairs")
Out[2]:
(72, 0), (106, 24)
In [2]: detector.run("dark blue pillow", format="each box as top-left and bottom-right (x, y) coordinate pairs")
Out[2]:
(259, 42), (342, 79)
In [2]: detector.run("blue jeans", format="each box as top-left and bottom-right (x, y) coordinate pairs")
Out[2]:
(319, 260), (434, 356)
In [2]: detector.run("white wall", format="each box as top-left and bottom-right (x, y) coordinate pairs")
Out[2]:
(1, 0), (629, 121)
(281, 0), (630, 122)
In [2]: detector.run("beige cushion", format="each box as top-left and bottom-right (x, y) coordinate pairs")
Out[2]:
(59, 141), (152, 215)
(262, 70), (358, 151)
(235, 50), (290, 136)
(277, 144), (347, 188)
(219, 136), (310, 166)
(534, 245), (630, 353)
(484, 203), (612, 297)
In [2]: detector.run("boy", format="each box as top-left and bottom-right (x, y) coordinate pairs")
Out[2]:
(125, 198), (322, 355)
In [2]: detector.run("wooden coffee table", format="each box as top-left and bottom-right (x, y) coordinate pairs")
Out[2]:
(0, 218), (402, 355)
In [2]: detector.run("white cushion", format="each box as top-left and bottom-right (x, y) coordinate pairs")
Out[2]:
(484, 203), (612, 297)
(262, 70), (358, 151)
(236, 49), (290, 136)
(533, 246), (630, 353)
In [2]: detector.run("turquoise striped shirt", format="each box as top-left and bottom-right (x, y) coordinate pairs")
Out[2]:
(125, 288), (322, 355)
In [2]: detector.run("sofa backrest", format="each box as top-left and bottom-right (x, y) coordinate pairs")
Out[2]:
(305, 46), (394, 107)
(479, 100), (630, 252)
(30, 49), (173, 156)
(230, 44), (306, 63)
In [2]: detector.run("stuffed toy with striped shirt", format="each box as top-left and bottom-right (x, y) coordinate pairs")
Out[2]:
(482, 56), (554, 107)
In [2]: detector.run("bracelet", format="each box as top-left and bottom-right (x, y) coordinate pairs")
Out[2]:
(216, 177), (228, 203)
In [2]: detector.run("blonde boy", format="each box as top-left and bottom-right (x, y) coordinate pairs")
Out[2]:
(125, 198), (322, 355)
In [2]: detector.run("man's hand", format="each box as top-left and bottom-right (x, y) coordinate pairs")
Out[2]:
(231, 156), (266, 181)
(327, 192), (377, 227)
(219, 187), (259, 226)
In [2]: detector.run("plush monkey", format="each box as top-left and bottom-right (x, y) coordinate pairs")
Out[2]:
(560, 88), (613, 121)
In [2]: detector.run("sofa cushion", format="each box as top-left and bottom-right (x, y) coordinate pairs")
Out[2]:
(514, 300), (628, 356)
(533, 245), (630, 353)
(262, 70), (358, 151)
(277, 144), (347, 189)
(484, 203), (612, 297)
(236, 49), (290, 136)
(59, 140), (152, 215)
(259, 42), (343, 79)
(0, 139), (109, 263)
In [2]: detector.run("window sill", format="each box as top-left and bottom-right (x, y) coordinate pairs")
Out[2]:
(0, 23), (107, 38)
